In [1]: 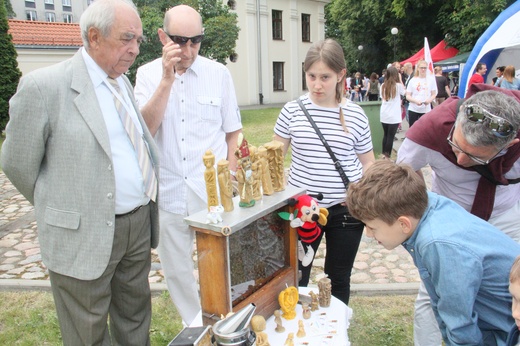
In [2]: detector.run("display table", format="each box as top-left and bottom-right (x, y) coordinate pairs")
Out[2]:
(265, 287), (352, 346)
(184, 186), (305, 324)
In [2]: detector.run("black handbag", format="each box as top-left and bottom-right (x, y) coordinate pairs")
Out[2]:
(297, 98), (350, 189)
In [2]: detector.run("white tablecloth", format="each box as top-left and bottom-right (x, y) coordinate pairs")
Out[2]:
(264, 287), (352, 346)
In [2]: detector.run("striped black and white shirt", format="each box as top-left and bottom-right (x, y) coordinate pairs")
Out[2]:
(274, 94), (373, 208)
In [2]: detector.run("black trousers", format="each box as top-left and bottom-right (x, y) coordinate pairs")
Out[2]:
(408, 110), (425, 128)
(297, 203), (364, 306)
(381, 122), (400, 158)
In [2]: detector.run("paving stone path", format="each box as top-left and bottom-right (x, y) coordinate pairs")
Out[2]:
(0, 172), (424, 288)
(1, 120), (428, 290)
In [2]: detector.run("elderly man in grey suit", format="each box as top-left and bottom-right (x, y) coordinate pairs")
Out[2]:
(0, 0), (159, 344)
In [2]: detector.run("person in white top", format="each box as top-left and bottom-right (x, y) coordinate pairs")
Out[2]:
(134, 4), (242, 326)
(406, 59), (437, 127)
(380, 66), (406, 158)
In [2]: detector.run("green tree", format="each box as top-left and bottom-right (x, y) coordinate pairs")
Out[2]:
(327, 0), (443, 76)
(0, 0), (22, 131)
(128, 0), (239, 85)
(5, 0), (13, 17)
(327, 0), (515, 77)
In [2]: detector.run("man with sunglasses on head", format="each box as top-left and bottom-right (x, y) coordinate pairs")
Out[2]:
(397, 83), (520, 346)
(134, 4), (242, 327)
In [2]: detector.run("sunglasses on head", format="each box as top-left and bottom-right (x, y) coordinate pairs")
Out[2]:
(165, 33), (204, 46)
(464, 104), (516, 137)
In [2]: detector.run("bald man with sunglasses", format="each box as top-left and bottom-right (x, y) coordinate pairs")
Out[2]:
(397, 84), (520, 346)
(134, 4), (242, 326)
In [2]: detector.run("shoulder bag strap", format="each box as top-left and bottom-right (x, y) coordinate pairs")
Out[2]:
(297, 98), (350, 189)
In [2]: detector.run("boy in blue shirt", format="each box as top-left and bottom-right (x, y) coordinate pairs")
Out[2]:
(347, 160), (520, 345)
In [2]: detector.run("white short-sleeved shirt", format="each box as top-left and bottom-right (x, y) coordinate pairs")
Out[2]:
(407, 77), (437, 113)
(274, 95), (373, 207)
(380, 83), (405, 124)
(134, 56), (242, 214)
(397, 138), (520, 219)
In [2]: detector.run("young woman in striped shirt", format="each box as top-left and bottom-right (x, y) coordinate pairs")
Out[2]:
(274, 39), (375, 305)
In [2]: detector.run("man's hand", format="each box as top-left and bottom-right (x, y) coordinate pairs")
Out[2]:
(161, 41), (182, 81)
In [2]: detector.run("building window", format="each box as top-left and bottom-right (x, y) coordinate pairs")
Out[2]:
(302, 63), (307, 91)
(302, 14), (311, 42)
(63, 13), (73, 23)
(273, 62), (284, 91)
(26, 10), (37, 21)
(62, 0), (71, 5)
(272, 10), (282, 40)
(46, 12), (56, 22)
(25, 1), (36, 8)
(44, 0), (54, 4)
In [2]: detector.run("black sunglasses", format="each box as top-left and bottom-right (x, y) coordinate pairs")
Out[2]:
(165, 32), (204, 46)
(464, 104), (516, 137)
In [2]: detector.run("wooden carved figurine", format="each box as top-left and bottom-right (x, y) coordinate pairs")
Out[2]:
(274, 309), (285, 333)
(318, 277), (332, 308)
(284, 332), (294, 346)
(250, 315), (270, 346)
(257, 146), (274, 195)
(278, 286), (298, 320)
(296, 320), (306, 338)
(203, 149), (219, 210)
(302, 302), (311, 319)
(217, 159), (234, 212)
(235, 134), (255, 208)
(264, 137), (285, 192)
(309, 290), (319, 311)
(249, 145), (262, 201)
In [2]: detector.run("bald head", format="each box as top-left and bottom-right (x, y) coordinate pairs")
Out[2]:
(164, 5), (203, 35)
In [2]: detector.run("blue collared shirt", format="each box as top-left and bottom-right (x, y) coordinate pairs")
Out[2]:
(403, 192), (520, 345)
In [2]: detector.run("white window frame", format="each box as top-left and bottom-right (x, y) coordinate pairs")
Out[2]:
(63, 13), (73, 23)
(273, 62), (285, 91)
(62, 0), (71, 6)
(46, 12), (56, 22)
(26, 10), (37, 21)
(44, 0), (54, 4)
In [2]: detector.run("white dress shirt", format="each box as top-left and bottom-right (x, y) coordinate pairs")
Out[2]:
(135, 55), (242, 214)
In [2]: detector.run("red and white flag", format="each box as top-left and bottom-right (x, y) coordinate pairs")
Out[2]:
(424, 37), (437, 92)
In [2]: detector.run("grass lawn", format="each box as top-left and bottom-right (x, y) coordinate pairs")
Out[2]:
(241, 107), (293, 167)
(0, 291), (414, 345)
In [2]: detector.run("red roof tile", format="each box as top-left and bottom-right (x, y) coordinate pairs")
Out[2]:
(8, 19), (83, 47)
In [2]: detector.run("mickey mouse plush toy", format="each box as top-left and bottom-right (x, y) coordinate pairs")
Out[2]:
(279, 194), (329, 285)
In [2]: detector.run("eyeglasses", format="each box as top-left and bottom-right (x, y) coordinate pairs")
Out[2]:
(446, 125), (506, 165)
(419, 67), (427, 70)
(165, 32), (204, 46)
(464, 104), (516, 137)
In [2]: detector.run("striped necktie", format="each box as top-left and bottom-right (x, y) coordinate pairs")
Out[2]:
(107, 77), (157, 202)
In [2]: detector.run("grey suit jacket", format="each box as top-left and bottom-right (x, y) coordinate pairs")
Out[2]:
(1, 50), (160, 280)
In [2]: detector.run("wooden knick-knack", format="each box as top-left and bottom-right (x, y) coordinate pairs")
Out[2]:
(217, 159), (234, 212)
(203, 149), (218, 210)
